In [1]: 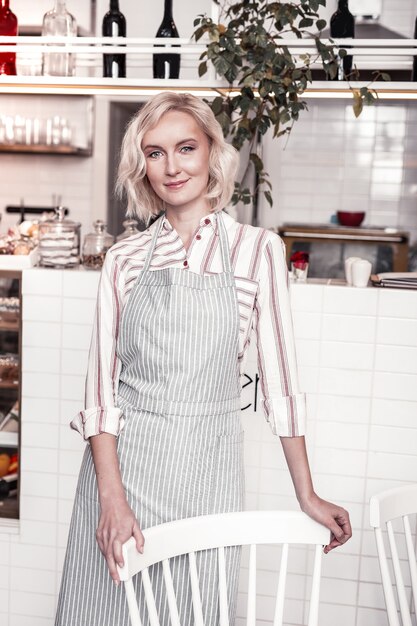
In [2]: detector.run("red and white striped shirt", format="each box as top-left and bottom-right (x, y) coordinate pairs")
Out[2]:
(70, 209), (306, 440)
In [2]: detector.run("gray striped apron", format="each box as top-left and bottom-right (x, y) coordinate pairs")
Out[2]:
(55, 209), (245, 626)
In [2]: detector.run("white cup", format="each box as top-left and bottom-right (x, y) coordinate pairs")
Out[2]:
(344, 257), (361, 285)
(351, 259), (372, 287)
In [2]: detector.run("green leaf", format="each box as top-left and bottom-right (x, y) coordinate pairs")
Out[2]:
(264, 190), (273, 207)
(352, 90), (363, 118)
(380, 72), (391, 81)
(193, 26), (204, 42)
(307, 0), (320, 12)
(250, 152), (264, 173)
(216, 110), (231, 134)
(316, 19), (326, 30)
(198, 61), (208, 77)
(210, 96), (224, 116)
(324, 61), (338, 80)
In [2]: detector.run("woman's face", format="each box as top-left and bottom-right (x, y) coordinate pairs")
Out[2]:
(142, 110), (211, 214)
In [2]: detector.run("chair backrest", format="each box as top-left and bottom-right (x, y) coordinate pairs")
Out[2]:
(117, 509), (329, 626)
(370, 483), (417, 626)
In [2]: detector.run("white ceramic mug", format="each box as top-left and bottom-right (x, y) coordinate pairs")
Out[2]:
(351, 259), (372, 288)
(344, 257), (361, 285)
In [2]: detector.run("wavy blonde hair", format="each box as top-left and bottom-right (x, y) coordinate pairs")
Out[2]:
(115, 92), (239, 226)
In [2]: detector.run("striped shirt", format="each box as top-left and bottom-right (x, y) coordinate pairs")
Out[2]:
(70, 208), (306, 440)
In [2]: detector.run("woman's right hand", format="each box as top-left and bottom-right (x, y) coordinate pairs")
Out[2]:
(95, 496), (145, 584)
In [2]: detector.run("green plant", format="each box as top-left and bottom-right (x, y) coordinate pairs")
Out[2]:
(193, 0), (385, 209)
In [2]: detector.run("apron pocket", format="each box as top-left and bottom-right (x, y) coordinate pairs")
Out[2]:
(212, 430), (245, 513)
(216, 429), (245, 445)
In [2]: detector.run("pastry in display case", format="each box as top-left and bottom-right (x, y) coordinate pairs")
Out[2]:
(0, 220), (39, 269)
(0, 271), (21, 520)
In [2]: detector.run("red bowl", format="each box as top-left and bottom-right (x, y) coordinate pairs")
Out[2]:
(337, 211), (365, 227)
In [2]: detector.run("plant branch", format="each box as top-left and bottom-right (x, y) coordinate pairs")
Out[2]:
(192, 0), (386, 211)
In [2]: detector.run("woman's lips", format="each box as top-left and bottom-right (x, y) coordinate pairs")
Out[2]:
(164, 179), (190, 190)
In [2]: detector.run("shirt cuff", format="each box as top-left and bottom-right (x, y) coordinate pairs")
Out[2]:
(261, 393), (306, 437)
(70, 406), (125, 441)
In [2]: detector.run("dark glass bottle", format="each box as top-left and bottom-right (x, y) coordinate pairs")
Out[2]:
(412, 16), (417, 81)
(330, 0), (355, 80)
(0, 0), (18, 76)
(153, 0), (180, 79)
(102, 0), (126, 78)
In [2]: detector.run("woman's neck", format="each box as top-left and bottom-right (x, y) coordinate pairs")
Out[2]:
(165, 204), (215, 242)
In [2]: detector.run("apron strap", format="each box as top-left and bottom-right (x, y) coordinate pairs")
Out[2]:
(142, 214), (164, 273)
(216, 210), (233, 274)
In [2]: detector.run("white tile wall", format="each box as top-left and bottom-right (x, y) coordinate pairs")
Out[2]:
(247, 281), (417, 625)
(260, 100), (417, 246)
(1, 272), (416, 626)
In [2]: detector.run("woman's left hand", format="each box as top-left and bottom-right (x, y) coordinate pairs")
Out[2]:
(299, 493), (352, 553)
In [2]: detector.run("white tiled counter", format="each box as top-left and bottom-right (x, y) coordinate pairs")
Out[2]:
(0, 269), (416, 626)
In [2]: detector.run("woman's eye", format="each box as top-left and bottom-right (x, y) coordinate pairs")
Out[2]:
(180, 145), (194, 153)
(148, 150), (162, 159)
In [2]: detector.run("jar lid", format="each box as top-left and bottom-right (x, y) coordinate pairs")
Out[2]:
(93, 220), (106, 233)
(42, 206), (81, 228)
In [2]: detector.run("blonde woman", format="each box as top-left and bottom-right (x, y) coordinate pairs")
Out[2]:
(55, 92), (351, 626)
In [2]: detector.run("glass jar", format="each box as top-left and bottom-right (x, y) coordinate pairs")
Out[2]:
(38, 206), (81, 268)
(82, 220), (114, 270)
(116, 218), (140, 242)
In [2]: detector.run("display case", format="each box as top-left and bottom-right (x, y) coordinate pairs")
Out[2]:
(0, 270), (21, 520)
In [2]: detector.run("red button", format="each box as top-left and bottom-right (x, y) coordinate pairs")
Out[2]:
(204, 218), (210, 225)
(196, 234), (201, 240)
(183, 259), (188, 267)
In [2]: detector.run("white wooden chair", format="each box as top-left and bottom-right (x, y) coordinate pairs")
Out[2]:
(370, 484), (417, 626)
(117, 509), (329, 626)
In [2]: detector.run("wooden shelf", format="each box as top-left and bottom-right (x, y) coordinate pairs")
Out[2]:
(0, 144), (91, 156)
(0, 320), (19, 332)
(0, 381), (18, 390)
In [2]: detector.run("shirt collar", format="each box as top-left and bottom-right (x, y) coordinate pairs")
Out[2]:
(161, 209), (221, 234)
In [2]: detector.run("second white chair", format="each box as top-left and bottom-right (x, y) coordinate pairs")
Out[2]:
(117, 509), (329, 626)
(370, 483), (417, 626)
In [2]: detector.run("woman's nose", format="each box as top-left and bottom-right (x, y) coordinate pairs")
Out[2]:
(165, 153), (181, 177)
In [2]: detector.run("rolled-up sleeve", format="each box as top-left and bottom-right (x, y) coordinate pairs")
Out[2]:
(70, 248), (125, 441)
(252, 233), (306, 437)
